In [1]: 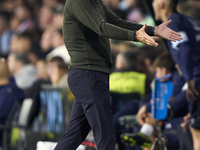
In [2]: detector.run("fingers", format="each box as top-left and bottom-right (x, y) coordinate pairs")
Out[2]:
(181, 113), (191, 131)
(147, 41), (158, 47)
(168, 37), (176, 42)
(171, 31), (183, 41)
(145, 37), (158, 47)
(169, 31), (183, 41)
(138, 24), (147, 32)
(170, 33), (182, 40)
(143, 34), (158, 46)
(168, 35), (182, 42)
(180, 122), (186, 131)
(141, 24), (147, 30)
(184, 113), (191, 121)
(137, 24), (158, 46)
(164, 19), (172, 26)
(172, 30), (182, 38)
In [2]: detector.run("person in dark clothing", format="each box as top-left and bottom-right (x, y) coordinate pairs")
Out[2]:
(0, 58), (25, 146)
(110, 50), (151, 150)
(110, 50), (152, 102)
(54, 0), (182, 149)
(152, 0), (200, 149)
(122, 52), (189, 150)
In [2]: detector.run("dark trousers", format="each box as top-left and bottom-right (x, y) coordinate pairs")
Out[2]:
(54, 69), (116, 150)
(189, 83), (200, 129)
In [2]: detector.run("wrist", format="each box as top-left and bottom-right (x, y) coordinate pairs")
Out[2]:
(154, 26), (158, 36)
(151, 27), (155, 36)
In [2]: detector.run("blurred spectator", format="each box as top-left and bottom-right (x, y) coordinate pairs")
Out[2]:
(121, 52), (185, 150)
(14, 4), (35, 33)
(110, 50), (151, 150)
(25, 59), (50, 126)
(40, 28), (53, 56)
(25, 57), (68, 133)
(42, 0), (61, 8)
(10, 15), (20, 31)
(10, 31), (42, 66)
(38, 6), (54, 31)
(36, 60), (49, 80)
(152, 1), (200, 150)
(47, 56), (69, 86)
(110, 50), (152, 113)
(118, 0), (138, 17)
(51, 29), (64, 49)
(137, 45), (164, 80)
(8, 52), (37, 90)
(52, 4), (64, 30)
(10, 33), (32, 54)
(0, 12), (13, 57)
(126, 0), (154, 25)
(0, 58), (25, 146)
(0, 1), (15, 13)
(177, 1), (200, 25)
(25, 59), (50, 97)
(46, 29), (70, 64)
(127, 8), (154, 26)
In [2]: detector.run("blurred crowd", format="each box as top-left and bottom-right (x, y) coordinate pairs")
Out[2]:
(0, 0), (199, 90)
(0, 0), (200, 150)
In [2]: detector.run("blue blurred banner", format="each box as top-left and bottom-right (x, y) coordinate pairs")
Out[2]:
(151, 74), (174, 120)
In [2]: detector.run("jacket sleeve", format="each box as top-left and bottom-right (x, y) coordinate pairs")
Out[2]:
(168, 20), (193, 81)
(103, 3), (154, 36)
(69, 0), (138, 41)
(169, 91), (188, 113)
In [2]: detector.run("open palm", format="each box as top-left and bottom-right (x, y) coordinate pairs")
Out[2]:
(155, 20), (182, 42)
(136, 24), (158, 47)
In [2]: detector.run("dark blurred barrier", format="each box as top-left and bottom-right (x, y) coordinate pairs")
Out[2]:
(1, 85), (75, 150)
(27, 85), (74, 150)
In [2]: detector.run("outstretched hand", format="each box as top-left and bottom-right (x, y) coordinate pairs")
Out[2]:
(155, 20), (183, 42)
(136, 24), (158, 47)
(181, 113), (191, 131)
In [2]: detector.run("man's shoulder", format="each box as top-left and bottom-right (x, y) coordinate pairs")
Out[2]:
(168, 13), (188, 31)
(170, 12), (193, 26)
(170, 12), (182, 18)
(169, 13), (182, 25)
(169, 12), (200, 34)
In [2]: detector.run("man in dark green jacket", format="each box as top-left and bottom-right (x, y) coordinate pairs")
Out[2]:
(54, 0), (182, 150)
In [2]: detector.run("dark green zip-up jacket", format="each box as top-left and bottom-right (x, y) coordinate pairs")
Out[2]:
(63, 0), (154, 73)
